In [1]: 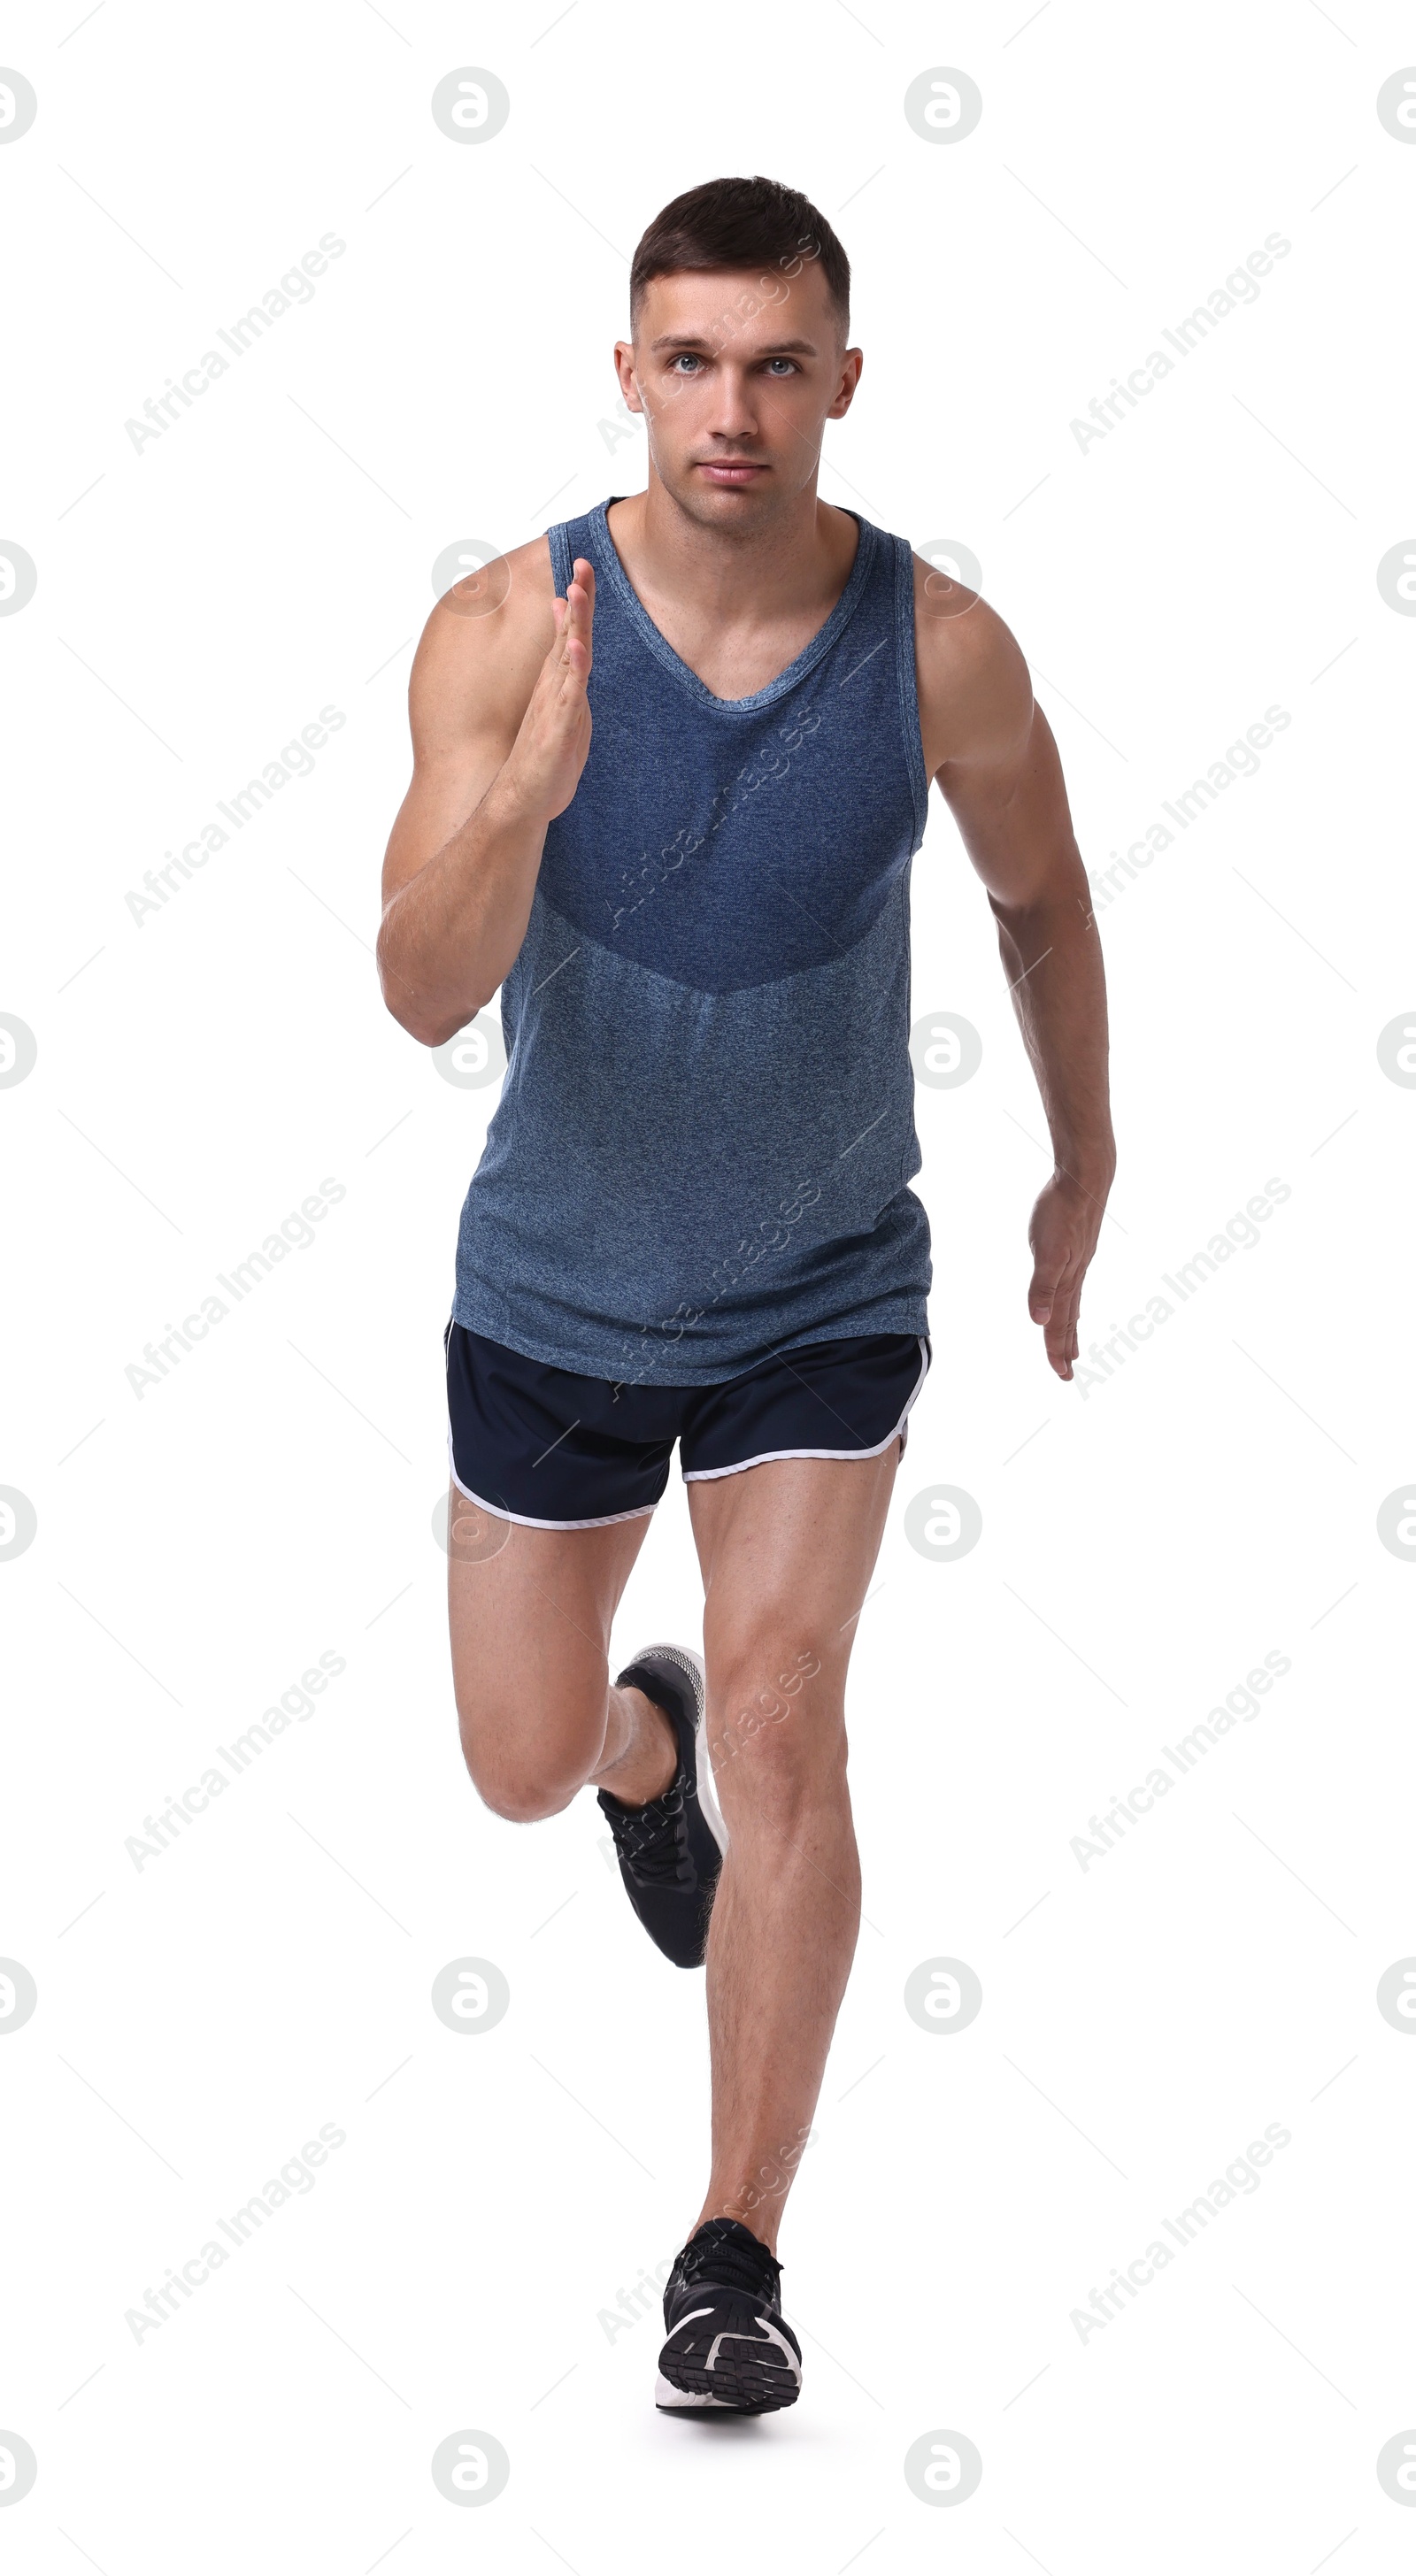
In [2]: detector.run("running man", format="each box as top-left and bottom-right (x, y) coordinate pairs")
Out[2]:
(377, 174), (1114, 2415)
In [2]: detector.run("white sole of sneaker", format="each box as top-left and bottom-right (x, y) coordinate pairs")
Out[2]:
(653, 2372), (735, 2411)
(629, 1642), (728, 1857)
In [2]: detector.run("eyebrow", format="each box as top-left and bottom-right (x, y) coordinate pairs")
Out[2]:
(647, 333), (820, 356)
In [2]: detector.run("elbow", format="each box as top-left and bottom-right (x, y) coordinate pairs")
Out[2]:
(378, 974), (489, 1053)
(381, 988), (468, 1051)
(419, 1007), (489, 1051)
(404, 1012), (457, 1051)
(377, 965), (436, 1049)
(376, 935), (486, 1050)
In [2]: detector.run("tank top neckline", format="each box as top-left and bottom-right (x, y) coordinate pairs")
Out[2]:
(586, 495), (878, 717)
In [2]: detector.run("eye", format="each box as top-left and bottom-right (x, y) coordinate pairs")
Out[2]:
(671, 352), (704, 373)
(765, 358), (799, 375)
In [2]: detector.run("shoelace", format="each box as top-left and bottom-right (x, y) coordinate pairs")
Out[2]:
(604, 1780), (694, 1888)
(676, 2222), (781, 2305)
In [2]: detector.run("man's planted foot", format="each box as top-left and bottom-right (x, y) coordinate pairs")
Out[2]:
(655, 2217), (802, 2414)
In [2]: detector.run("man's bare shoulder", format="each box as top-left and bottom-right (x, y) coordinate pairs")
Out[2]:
(909, 550), (1034, 777)
(409, 532), (558, 757)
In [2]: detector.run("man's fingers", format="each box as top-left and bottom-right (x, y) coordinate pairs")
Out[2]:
(1029, 1245), (1083, 1376)
(553, 564), (595, 701)
(524, 557), (596, 761)
(558, 618), (590, 692)
(1035, 1259), (1086, 1378)
(1046, 1279), (1084, 1377)
(561, 559), (593, 632)
(543, 585), (586, 688)
(567, 557), (595, 674)
(1027, 1254), (1066, 1325)
(544, 563), (592, 685)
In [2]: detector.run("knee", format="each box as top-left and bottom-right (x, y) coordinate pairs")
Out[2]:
(456, 1682), (601, 1825)
(705, 1642), (844, 1822)
(466, 1757), (573, 1825)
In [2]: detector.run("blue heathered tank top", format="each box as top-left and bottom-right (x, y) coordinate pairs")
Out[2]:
(452, 495), (933, 1388)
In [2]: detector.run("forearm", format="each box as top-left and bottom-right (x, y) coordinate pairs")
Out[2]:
(377, 763), (549, 1048)
(991, 862), (1115, 1189)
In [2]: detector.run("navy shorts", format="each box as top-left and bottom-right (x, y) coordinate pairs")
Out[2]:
(444, 1324), (931, 1530)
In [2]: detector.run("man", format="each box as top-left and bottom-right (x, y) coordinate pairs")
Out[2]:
(377, 174), (1113, 2416)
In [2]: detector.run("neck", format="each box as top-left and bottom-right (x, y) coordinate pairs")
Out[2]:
(608, 473), (856, 620)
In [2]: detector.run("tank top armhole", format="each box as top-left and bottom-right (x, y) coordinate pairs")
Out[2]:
(546, 518), (573, 595)
(892, 533), (930, 852)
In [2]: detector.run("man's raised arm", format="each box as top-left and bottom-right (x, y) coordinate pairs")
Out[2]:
(377, 550), (596, 1048)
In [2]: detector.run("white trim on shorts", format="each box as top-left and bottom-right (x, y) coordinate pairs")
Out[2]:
(445, 1335), (931, 1530)
(446, 1433), (657, 1533)
(681, 1334), (931, 1485)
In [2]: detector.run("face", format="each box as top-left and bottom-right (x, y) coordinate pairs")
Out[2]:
(614, 260), (862, 528)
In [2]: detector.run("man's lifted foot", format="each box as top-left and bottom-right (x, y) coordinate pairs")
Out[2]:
(597, 1645), (727, 1969)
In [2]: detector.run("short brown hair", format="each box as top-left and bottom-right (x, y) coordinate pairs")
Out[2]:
(629, 174), (850, 335)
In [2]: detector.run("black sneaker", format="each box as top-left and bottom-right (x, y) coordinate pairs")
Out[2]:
(597, 1644), (727, 1970)
(656, 2218), (803, 2414)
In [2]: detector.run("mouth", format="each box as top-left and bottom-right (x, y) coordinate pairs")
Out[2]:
(695, 460), (767, 485)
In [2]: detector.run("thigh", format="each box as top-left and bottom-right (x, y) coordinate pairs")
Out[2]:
(447, 1490), (651, 1793)
(444, 1319), (679, 1790)
(686, 1446), (900, 1806)
(681, 1331), (920, 1691)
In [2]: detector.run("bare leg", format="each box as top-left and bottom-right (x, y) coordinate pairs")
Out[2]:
(684, 1444), (899, 2254)
(446, 1488), (675, 1817)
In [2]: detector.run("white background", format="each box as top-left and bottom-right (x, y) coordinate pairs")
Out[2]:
(4, 0), (1414, 2565)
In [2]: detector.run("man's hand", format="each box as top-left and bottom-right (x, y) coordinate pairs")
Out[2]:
(377, 541), (596, 1044)
(503, 556), (596, 824)
(1027, 1170), (1109, 1380)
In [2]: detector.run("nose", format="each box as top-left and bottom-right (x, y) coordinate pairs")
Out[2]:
(704, 365), (761, 443)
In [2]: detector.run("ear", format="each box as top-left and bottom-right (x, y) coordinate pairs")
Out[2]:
(613, 339), (645, 414)
(826, 347), (864, 421)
